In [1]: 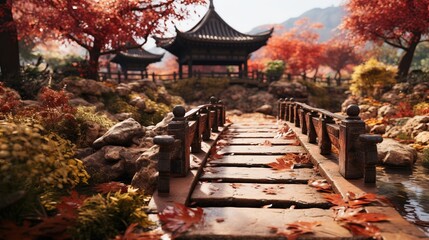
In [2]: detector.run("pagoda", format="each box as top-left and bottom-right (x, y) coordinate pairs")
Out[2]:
(111, 48), (163, 79)
(155, 0), (272, 79)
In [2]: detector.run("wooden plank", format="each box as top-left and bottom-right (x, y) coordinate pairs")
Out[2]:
(200, 167), (316, 183)
(219, 145), (305, 155)
(191, 182), (330, 208)
(149, 207), (352, 239)
(230, 124), (278, 129)
(224, 132), (278, 138)
(228, 128), (278, 133)
(208, 155), (312, 168)
(229, 138), (296, 145)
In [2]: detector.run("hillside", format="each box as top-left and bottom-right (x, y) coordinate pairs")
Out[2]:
(249, 6), (346, 41)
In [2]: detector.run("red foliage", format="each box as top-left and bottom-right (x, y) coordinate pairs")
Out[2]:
(94, 182), (129, 194)
(274, 221), (321, 240)
(264, 19), (325, 75)
(394, 102), (414, 118)
(267, 158), (294, 171)
(308, 179), (332, 193)
(158, 203), (204, 237)
(343, 0), (429, 77)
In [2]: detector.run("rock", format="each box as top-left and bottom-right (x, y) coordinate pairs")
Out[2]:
(402, 116), (429, 137)
(380, 93), (401, 104)
(358, 104), (377, 119)
(377, 138), (418, 167)
(82, 146), (126, 183)
(129, 96), (146, 110)
(103, 146), (125, 162)
(415, 131), (429, 145)
(341, 96), (359, 113)
(69, 98), (92, 107)
(60, 77), (113, 97)
(378, 104), (397, 118)
(115, 84), (132, 97)
(75, 147), (95, 159)
(83, 122), (102, 146)
(21, 100), (39, 108)
(121, 147), (150, 179)
(255, 104), (273, 115)
(153, 113), (174, 135)
(268, 81), (308, 99)
(131, 145), (159, 193)
(370, 124), (386, 134)
(228, 109), (243, 116)
(115, 113), (134, 121)
(93, 118), (145, 149)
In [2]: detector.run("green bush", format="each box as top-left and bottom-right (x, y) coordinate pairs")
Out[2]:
(350, 58), (397, 98)
(0, 121), (89, 221)
(75, 106), (116, 130)
(265, 60), (285, 81)
(71, 189), (152, 240)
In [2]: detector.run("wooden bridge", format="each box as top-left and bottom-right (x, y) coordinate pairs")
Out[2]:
(148, 98), (427, 239)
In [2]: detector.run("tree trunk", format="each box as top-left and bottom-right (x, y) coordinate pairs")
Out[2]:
(336, 71), (341, 86)
(397, 36), (420, 81)
(0, 0), (21, 85)
(87, 48), (101, 80)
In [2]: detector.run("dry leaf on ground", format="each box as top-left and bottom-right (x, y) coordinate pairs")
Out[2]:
(267, 158), (294, 171)
(158, 203), (204, 236)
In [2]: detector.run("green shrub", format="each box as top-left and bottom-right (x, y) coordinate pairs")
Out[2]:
(414, 102), (429, 116)
(350, 58), (397, 98)
(265, 60), (285, 81)
(140, 99), (171, 126)
(75, 106), (116, 130)
(0, 121), (89, 221)
(71, 189), (152, 240)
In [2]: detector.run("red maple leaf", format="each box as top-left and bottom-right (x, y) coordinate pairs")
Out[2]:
(323, 194), (348, 207)
(308, 179), (332, 192)
(94, 182), (129, 194)
(267, 158), (294, 171)
(262, 187), (278, 195)
(158, 203), (204, 237)
(342, 222), (382, 239)
(276, 221), (321, 240)
(260, 140), (273, 147)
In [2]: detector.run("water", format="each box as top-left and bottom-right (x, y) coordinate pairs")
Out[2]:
(377, 164), (429, 235)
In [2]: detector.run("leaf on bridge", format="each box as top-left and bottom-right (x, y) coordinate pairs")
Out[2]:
(342, 222), (381, 239)
(260, 140), (273, 147)
(229, 183), (243, 189)
(323, 194), (348, 207)
(267, 158), (294, 171)
(262, 187), (278, 195)
(347, 192), (390, 207)
(275, 221), (321, 240)
(158, 203), (204, 237)
(308, 179), (332, 192)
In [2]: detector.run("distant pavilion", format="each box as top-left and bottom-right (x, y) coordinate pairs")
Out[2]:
(155, 0), (272, 79)
(110, 48), (163, 80)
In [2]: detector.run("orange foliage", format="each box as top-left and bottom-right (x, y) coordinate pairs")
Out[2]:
(322, 38), (362, 80)
(264, 19), (325, 75)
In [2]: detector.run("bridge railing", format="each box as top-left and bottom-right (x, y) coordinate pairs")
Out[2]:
(278, 98), (383, 183)
(153, 97), (226, 195)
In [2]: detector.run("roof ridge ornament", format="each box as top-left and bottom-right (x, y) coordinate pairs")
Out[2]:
(209, 0), (214, 9)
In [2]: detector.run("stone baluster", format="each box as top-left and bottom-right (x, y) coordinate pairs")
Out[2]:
(153, 135), (175, 195)
(339, 105), (366, 179)
(218, 100), (225, 127)
(306, 110), (318, 144)
(299, 108), (308, 135)
(319, 115), (334, 155)
(359, 134), (383, 183)
(167, 106), (190, 177)
(294, 104), (301, 128)
(210, 96), (219, 133)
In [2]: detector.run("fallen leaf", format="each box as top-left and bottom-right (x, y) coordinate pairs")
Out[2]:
(347, 192), (383, 207)
(217, 139), (229, 147)
(267, 158), (294, 171)
(276, 221), (321, 240)
(94, 182), (128, 194)
(291, 140), (301, 146)
(260, 140), (273, 147)
(294, 153), (311, 164)
(211, 152), (224, 160)
(308, 179), (332, 193)
(158, 203), (204, 236)
(229, 183), (243, 189)
(263, 187), (278, 195)
(323, 194), (347, 207)
(215, 218), (225, 223)
(342, 222), (381, 239)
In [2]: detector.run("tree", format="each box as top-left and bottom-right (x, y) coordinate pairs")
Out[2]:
(0, 0), (20, 83)
(2, 0), (204, 80)
(264, 19), (325, 77)
(343, 0), (429, 79)
(322, 38), (361, 86)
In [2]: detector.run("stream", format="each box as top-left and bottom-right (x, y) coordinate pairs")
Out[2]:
(377, 163), (429, 235)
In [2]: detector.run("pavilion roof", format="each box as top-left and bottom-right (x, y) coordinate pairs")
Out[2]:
(111, 48), (163, 65)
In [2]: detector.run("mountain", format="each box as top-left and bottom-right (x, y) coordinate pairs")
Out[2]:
(249, 6), (346, 42)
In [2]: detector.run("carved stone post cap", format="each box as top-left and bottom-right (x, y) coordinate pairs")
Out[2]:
(278, 98), (284, 101)
(359, 134), (383, 143)
(346, 105), (360, 118)
(173, 105), (186, 118)
(210, 96), (218, 104)
(153, 135), (175, 145)
(289, 98), (295, 102)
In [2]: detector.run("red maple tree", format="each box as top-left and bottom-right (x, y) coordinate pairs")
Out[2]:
(264, 19), (325, 77)
(343, 0), (429, 79)
(1, 0), (204, 80)
(322, 38), (362, 85)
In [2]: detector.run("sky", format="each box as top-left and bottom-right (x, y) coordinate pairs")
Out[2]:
(145, 0), (344, 49)
(182, 0), (344, 33)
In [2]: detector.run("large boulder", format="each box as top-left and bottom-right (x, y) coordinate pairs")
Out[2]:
(83, 146), (126, 183)
(402, 116), (429, 137)
(377, 138), (418, 167)
(268, 80), (308, 99)
(60, 77), (113, 97)
(131, 145), (159, 194)
(93, 118), (144, 149)
(415, 131), (429, 145)
(255, 104), (273, 115)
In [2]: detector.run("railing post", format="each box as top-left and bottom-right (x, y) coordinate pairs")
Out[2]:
(278, 98), (284, 120)
(284, 99), (289, 121)
(306, 110), (318, 144)
(153, 135), (175, 195)
(210, 96), (219, 133)
(167, 106), (190, 177)
(173, 72), (177, 81)
(152, 72), (156, 82)
(202, 105), (212, 141)
(191, 111), (202, 154)
(218, 100), (225, 127)
(339, 105), (366, 179)
(294, 104), (300, 128)
(319, 115), (334, 155)
(299, 108), (308, 135)
(288, 98), (295, 123)
(359, 134), (383, 183)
